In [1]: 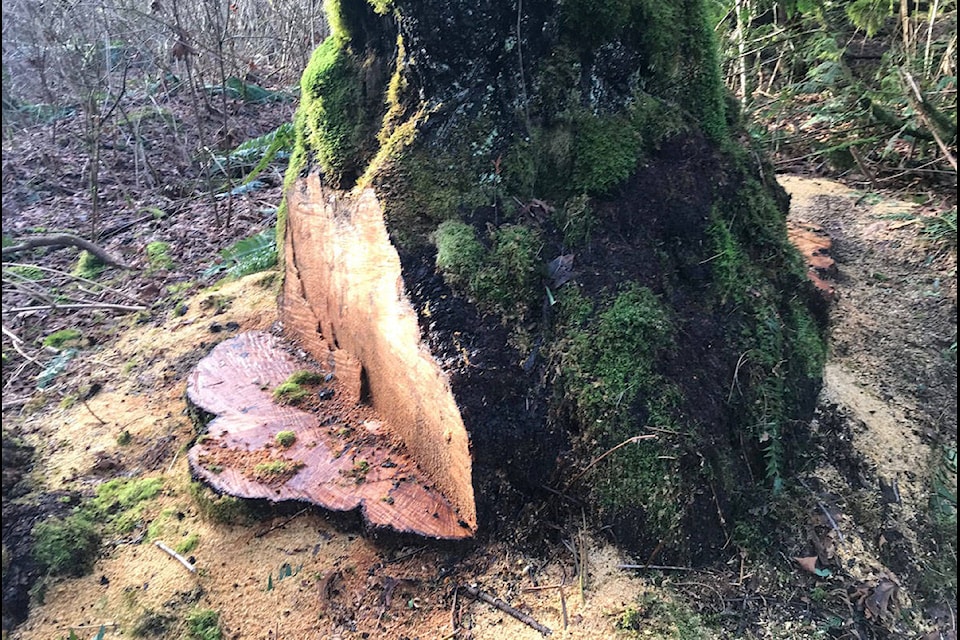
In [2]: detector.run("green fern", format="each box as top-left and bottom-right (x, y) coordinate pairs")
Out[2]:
(205, 227), (277, 279)
(226, 123), (295, 185)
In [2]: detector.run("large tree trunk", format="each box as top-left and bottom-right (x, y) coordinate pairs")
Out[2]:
(203, 0), (827, 562)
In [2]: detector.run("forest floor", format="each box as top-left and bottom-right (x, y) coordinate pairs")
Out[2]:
(2, 95), (957, 640)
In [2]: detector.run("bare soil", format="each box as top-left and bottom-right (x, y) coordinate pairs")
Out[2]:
(2, 93), (956, 639)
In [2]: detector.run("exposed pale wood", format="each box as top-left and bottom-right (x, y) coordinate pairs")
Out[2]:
(282, 176), (476, 530)
(186, 331), (472, 539)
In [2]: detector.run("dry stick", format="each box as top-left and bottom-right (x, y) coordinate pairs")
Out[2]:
(4, 302), (147, 313)
(81, 398), (107, 425)
(1, 324), (41, 366)
(154, 540), (196, 573)
(522, 569), (568, 630)
(1, 233), (133, 269)
(461, 585), (553, 637)
(2, 261), (145, 305)
(902, 69), (958, 171)
(450, 585), (460, 633)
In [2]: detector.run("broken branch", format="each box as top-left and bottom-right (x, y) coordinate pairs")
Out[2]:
(462, 584), (552, 636)
(1, 233), (134, 269)
(154, 540), (196, 573)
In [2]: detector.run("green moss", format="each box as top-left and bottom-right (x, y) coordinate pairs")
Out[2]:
(7, 264), (44, 280)
(572, 113), (641, 195)
(299, 34), (366, 185)
(286, 370), (324, 385)
(275, 430), (297, 448)
(146, 241), (174, 271)
(473, 224), (543, 316)
(71, 250), (104, 279)
(435, 221), (543, 319)
(88, 477), (164, 534)
(32, 514), (100, 577)
(560, 0), (634, 50)
(42, 328), (82, 349)
(704, 165), (827, 491)
(273, 370), (324, 406)
(253, 459), (304, 480)
(272, 381), (310, 406)
(189, 482), (256, 525)
(175, 533), (200, 555)
(558, 283), (684, 534)
(435, 220), (486, 288)
(555, 194), (596, 248)
(628, 0), (727, 141)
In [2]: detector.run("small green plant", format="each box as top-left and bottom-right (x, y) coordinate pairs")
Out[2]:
(272, 370), (323, 405)
(187, 608), (222, 640)
(146, 241), (174, 271)
(72, 250), (104, 279)
(275, 430), (297, 448)
(204, 227), (278, 280)
(175, 533), (200, 555)
(253, 459), (303, 481)
(32, 514), (101, 576)
(116, 430), (132, 446)
(42, 329), (82, 350)
(272, 381), (310, 405)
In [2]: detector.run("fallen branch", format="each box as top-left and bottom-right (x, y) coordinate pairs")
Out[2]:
(461, 584), (552, 636)
(1, 233), (134, 269)
(3, 302), (147, 313)
(154, 540), (196, 573)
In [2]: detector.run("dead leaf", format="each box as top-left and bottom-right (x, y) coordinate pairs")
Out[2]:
(793, 556), (819, 573)
(793, 555), (832, 578)
(547, 254), (575, 288)
(863, 578), (898, 621)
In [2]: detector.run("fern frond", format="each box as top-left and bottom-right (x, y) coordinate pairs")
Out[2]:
(205, 227), (277, 279)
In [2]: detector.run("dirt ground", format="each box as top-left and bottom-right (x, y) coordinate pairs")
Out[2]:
(1, 174), (957, 640)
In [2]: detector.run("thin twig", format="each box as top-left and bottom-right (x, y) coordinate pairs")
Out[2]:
(254, 508), (309, 538)
(461, 585), (552, 636)
(1, 324), (42, 365)
(3, 261), (146, 304)
(81, 398), (108, 425)
(565, 434), (657, 487)
(154, 540), (196, 573)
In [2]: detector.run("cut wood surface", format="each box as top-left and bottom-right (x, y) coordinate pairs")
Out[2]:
(283, 177), (476, 529)
(186, 330), (472, 539)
